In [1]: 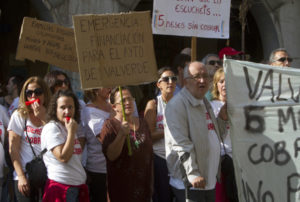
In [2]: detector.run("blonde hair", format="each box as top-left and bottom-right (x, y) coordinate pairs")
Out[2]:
(211, 68), (224, 100)
(18, 76), (51, 118)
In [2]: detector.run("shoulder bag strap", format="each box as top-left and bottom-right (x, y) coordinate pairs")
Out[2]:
(24, 119), (37, 157)
(203, 98), (227, 155)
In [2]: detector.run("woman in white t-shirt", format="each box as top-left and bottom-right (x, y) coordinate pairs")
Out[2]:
(211, 68), (238, 202)
(144, 67), (177, 202)
(82, 87), (113, 202)
(41, 90), (88, 202)
(0, 104), (9, 200)
(7, 76), (51, 202)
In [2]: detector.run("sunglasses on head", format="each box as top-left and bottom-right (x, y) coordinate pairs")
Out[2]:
(55, 79), (69, 87)
(158, 76), (177, 83)
(25, 88), (43, 97)
(208, 60), (222, 66)
(276, 57), (293, 63)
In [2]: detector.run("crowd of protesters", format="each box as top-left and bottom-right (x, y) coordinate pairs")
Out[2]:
(0, 47), (293, 202)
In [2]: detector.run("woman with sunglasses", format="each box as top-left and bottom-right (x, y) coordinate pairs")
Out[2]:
(41, 90), (88, 202)
(44, 70), (71, 94)
(82, 87), (113, 202)
(7, 76), (51, 202)
(98, 87), (153, 202)
(211, 68), (238, 202)
(144, 67), (177, 202)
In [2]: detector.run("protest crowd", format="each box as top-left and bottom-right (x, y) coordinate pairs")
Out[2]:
(0, 43), (293, 202)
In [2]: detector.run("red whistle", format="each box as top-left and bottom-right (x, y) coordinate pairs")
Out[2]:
(65, 116), (71, 122)
(25, 98), (40, 106)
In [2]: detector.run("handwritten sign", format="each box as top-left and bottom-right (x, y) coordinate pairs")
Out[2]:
(72, 11), (158, 89)
(152, 0), (231, 39)
(16, 17), (78, 72)
(225, 59), (300, 202)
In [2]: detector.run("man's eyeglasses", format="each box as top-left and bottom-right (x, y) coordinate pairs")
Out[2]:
(55, 79), (69, 87)
(187, 74), (209, 81)
(208, 60), (222, 66)
(276, 57), (293, 63)
(25, 88), (43, 98)
(158, 76), (177, 83)
(116, 97), (135, 104)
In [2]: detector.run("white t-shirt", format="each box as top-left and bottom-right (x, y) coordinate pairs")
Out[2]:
(7, 111), (43, 180)
(41, 121), (86, 185)
(0, 105), (9, 144)
(8, 97), (19, 117)
(0, 105), (9, 178)
(153, 95), (166, 159)
(210, 100), (232, 157)
(170, 103), (220, 190)
(83, 106), (109, 173)
(77, 99), (87, 166)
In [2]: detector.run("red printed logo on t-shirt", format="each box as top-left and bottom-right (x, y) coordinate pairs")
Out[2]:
(25, 136), (41, 144)
(206, 112), (215, 131)
(26, 126), (42, 135)
(73, 139), (82, 154)
(157, 115), (163, 122)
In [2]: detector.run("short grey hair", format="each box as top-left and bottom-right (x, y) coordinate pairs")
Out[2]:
(183, 62), (207, 79)
(269, 48), (289, 63)
(201, 54), (219, 65)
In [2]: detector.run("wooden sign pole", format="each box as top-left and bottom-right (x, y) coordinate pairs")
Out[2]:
(191, 37), (197, 61)
(118, 86), (132, 156)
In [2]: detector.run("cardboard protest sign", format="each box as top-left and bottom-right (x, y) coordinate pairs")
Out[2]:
(152, 0), (231, 39)
(16, 17), (78, 72)
(72, 11), (157, 89)
(225, 59), (300, 202)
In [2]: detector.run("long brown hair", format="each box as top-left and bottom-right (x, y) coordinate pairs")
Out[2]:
(46, 90), (80, 123)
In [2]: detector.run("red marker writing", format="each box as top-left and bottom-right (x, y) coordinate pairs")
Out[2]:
(25, 98), (40, 106)
(65, 116), (71, 123)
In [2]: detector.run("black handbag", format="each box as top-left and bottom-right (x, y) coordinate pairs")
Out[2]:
(24, 119), (48, 190)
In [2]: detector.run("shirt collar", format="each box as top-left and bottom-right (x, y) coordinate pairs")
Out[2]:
(181, 87), (204, 107)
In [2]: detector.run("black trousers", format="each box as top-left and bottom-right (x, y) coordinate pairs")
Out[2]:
(172, 186), (215, 202)
(86, 170), (107, 202)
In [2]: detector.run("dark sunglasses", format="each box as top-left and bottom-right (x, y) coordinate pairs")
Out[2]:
(25, 88), (43, 97)
(276, 57), (293, 63)
(158, 76), (177, 83)
(55, 79), (69, 87)
(208, 60), (222, 66)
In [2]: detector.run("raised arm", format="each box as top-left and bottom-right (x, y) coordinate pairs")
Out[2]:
(144, 99), (164, 142)
(105, 121), (129, 161)
(51, 119), (78, 163)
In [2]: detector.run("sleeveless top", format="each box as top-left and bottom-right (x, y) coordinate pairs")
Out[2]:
(153, 95), (166, 159)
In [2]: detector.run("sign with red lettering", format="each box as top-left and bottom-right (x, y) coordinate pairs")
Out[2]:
(225, 59), (300, 202)
(16, 17), (78, 72)
(152, 0), (231, 39)
(72, 11), (158, 89)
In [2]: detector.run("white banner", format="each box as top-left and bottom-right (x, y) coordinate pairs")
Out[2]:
(225, 59), (300, 202)
(152, 0), (231, 39)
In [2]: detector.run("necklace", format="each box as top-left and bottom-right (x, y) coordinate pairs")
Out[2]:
(130, 120), (140, 149)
